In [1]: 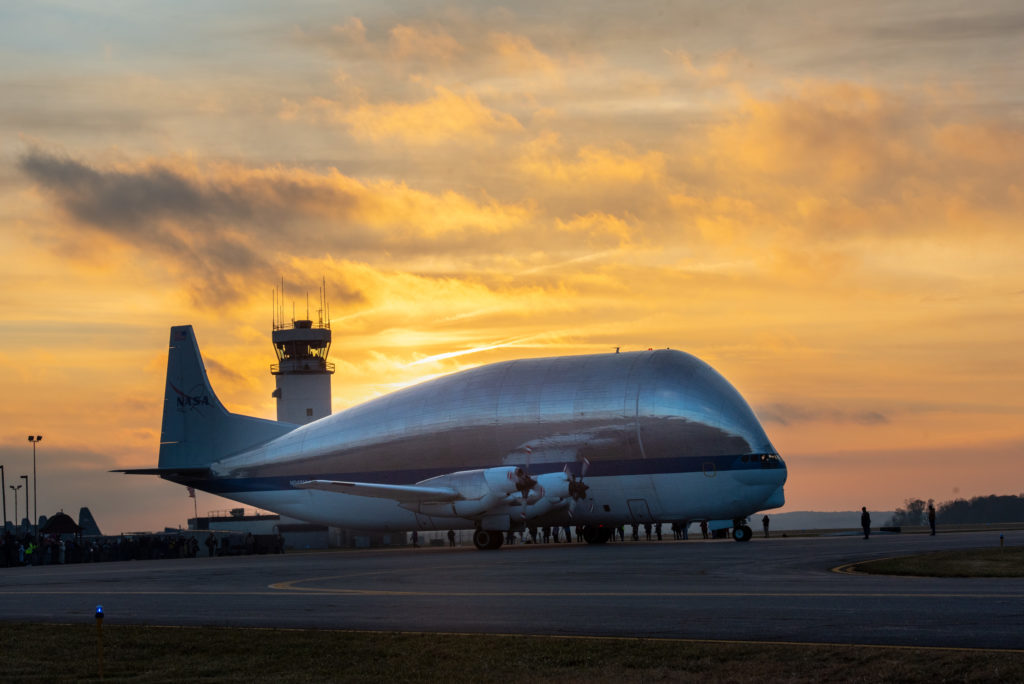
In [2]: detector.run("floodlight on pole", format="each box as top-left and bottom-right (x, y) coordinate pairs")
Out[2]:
(28, 435), (41, 540)
(20, 475), (28, 534)
(0, 464), (6, 532)
(10, 484), (22, 534)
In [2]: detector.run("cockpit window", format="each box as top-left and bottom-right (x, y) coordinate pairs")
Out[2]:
(740, 453), (783, 468)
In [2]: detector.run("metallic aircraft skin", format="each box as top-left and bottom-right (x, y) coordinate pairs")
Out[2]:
(215, 346), (785, 532)
(129, 326), (786, 541)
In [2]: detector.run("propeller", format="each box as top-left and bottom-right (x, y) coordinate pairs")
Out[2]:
(513, 466), (538, 500)
(513, 447), (537, 520)
(565, 457), (591, 519)
(567, 457), (590, 501)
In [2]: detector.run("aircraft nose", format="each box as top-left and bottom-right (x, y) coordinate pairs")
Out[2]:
(761, 484), (785, 509)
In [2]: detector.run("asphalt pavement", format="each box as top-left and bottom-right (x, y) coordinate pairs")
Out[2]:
(1, 529), (1021, 649)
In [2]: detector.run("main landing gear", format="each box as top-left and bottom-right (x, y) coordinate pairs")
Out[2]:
(732, 522), (753, 542)
(581, 525), (612, 544)
(472, 529), (505, 550)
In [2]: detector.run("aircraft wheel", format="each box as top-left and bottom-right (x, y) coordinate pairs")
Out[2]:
(582, 526), (610, 544)
(473, 529), (504, 550)
(732, 525), (752, 542)
(473, 529), (493, 550)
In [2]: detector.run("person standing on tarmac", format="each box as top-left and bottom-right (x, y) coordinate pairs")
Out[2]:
(861, 507), (871, 539)
(762, 515), (770, 538)
(927, 503), (937, 535)
(447, 529), (456, 547)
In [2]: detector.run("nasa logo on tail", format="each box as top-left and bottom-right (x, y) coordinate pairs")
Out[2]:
(170, 382), (212, 413)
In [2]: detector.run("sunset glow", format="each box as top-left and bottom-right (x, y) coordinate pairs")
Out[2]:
(1, 2), (1022, 533)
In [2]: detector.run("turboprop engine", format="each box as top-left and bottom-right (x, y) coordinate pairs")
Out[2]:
(405, 466), (531, 519)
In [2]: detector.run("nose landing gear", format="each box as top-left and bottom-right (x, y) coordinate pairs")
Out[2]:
(732, 523), (753, 542)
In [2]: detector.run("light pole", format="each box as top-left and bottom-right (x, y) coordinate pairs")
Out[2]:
(0, 464), (6, 532)
(28, 435), (41, 539)
(20, 475), (28, 536)
(9, 485), (21, 534)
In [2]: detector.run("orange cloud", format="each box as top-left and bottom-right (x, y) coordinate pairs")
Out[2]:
(295, 86), (522, 144)
(389, 24), (463, 62)
(518, 133), (665, 186)
(489, 32), (559, 75)
(667, 48), (750, 86)
(554, 212), (635, 246)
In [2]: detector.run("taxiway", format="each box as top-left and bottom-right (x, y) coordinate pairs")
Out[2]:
(0, 530), (1020, 649)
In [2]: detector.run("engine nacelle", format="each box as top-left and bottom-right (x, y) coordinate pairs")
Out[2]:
(407, 466), (526, 519)
(521, 496), (570, 519)
(525, 471), (571, 504)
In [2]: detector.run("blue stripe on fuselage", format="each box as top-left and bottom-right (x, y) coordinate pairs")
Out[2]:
(197, 454), (784, 495)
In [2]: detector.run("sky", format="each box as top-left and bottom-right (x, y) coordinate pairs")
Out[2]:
(1, 1), (1022, 534)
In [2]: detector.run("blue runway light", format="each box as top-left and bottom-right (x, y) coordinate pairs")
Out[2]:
(95, 605), (104, 619)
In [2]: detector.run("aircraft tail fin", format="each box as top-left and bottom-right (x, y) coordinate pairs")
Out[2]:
(158, 325), (296, 469)
(78, 507), (102, 536)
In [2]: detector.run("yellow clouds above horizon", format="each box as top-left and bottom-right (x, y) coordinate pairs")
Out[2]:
(4, 2), (1024, 531)
(293, 87), (523, 145)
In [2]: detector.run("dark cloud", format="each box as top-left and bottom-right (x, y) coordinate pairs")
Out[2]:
(20, 149), (262, 230)
(17, 148), (624, 294)
(17, 149), (384, 303)
(757, 403), (889, 427)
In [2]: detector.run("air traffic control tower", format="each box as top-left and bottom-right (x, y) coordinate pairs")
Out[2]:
(271, 283), (334, 425)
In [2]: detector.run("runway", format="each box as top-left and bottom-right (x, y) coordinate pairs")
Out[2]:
(1, 530), (1022, 650)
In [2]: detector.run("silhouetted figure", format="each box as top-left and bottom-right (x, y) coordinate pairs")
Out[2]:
(762, 515), (770, 538)
(927, 503), (936, 535)
(861, 507), (871, 539)
(447, 529), (456, 547)
(644, 523), (652, 541)
(563, 525), (571, 542)
(205, 532), (216, 557)
(700, 521), (708, 539)
(411, 530), (419, 547)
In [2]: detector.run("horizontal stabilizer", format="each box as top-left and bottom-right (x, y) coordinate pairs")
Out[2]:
(112, 467), (211, 478)
(292, 479), (458, 502)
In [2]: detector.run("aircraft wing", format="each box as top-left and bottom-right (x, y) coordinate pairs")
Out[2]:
(291, 479), (459, 502)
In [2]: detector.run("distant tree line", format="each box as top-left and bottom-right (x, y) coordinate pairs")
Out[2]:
(888, 494), (1024, 526)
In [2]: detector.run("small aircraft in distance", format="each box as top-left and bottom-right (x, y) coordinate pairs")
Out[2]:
(118, 326), (786, 549)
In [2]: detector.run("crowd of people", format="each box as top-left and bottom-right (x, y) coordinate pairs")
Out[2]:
(1, 529), (282, 567)
(492, 521), (711, 545)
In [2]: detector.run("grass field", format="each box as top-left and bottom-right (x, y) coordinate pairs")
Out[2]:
(1, 624), (1022, 683)
(851, 546), (1024, 577)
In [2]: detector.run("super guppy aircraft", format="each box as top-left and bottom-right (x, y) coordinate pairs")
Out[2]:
(118, 326), (786, 549)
